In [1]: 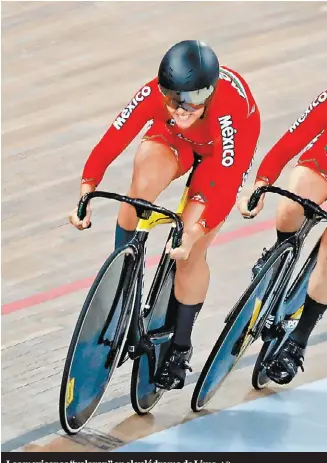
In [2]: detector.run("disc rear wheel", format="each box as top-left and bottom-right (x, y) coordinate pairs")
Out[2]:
(59, 246), (137, 434)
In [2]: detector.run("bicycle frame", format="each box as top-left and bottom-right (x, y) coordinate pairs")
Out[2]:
(77, 154), (202, 382)
(245, 186), (326, 342)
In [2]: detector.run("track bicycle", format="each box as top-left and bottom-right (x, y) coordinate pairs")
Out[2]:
(59, 156), (201, 434)
(191, 185), (327, 412)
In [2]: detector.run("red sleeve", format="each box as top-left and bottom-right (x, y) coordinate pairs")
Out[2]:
(82, 78), (159, 186)
(189, 77), (261, 232)
(256, 90), (327, 184)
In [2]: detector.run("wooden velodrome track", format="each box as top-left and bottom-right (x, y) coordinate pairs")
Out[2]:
(2, 0), (327, 452)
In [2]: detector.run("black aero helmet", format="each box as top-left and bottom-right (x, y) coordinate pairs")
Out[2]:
(158, 40), (220, 111)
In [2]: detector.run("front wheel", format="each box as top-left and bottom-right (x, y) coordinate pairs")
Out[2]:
(59, 246), (137, 434)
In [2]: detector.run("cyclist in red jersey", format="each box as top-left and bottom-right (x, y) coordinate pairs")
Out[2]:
(239, 89), (327, 385)
(70, 40), (260, 389)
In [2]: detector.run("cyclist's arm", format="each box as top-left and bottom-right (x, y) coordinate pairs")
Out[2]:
(81, 80), (158, 188)
(190, 102), (260, 233)
(256, 90), (327, 185)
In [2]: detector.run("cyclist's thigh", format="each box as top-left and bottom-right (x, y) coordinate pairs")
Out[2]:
(131, 142), (178, 198)
(286, 165), (327, 202)
(137, 120), (195, 182)
(276, 165), (327, 231)
(277, 138), (327, 229)
(281, 133), (327, 206)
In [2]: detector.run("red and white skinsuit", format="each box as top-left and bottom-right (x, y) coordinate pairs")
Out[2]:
(256, 89), (327, 184)
(82, 66), (261, 232)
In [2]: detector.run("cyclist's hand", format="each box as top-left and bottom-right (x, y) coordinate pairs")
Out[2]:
(166, 228), (201, 261)
(69, 203), (92, 230)
(167, 237), (192, 260)
(238, 194), (264, 219)
(238, 180), (268, 219)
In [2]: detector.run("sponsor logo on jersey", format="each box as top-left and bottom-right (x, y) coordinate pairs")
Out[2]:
(218, 115), (237, 167)
(113, 86), (151, 130)
(289, 91), (327, 133)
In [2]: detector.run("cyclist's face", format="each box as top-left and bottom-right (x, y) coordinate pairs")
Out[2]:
(166, 104), (205, 129)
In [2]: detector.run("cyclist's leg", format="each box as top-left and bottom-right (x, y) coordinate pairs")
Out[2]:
(175, 202), (223, 303)
(115, 121), (193, 248)
(276, 133), (327, 238)
(171, 111), (259, 348)
(267, 226), (327, 384)
(156, 201), (223, 389)
(291, 227), (327, 341)
(288, 227), (327, 344)
(276, 157), (327, 339)
(253, 158), (327, 276)
(171, 203), (223, 346)
(276, 165), (327, 236)
(157, 200), (227, 390)
(266, 157), (327, 384)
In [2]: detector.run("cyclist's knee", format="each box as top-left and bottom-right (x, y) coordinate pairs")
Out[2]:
(276, 197), (303, 231)
(179, 227), (218, 267)
(177, 222), (221, 271)
(282, 166), (327, 205)
(176, 253), (208, 276)
(276, 167), (327, 231)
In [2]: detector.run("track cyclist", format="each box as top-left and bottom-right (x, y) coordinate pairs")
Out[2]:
(238, 89), (327, 385)
(69, 40), (260, 390)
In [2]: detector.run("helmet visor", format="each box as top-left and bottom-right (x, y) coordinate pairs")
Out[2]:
(159, 85), (214, 112)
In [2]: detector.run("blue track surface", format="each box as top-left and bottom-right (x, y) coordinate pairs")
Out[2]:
(115, 378), (327, 452)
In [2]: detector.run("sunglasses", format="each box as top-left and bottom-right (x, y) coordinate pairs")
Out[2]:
(159, 85), (214, 113)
